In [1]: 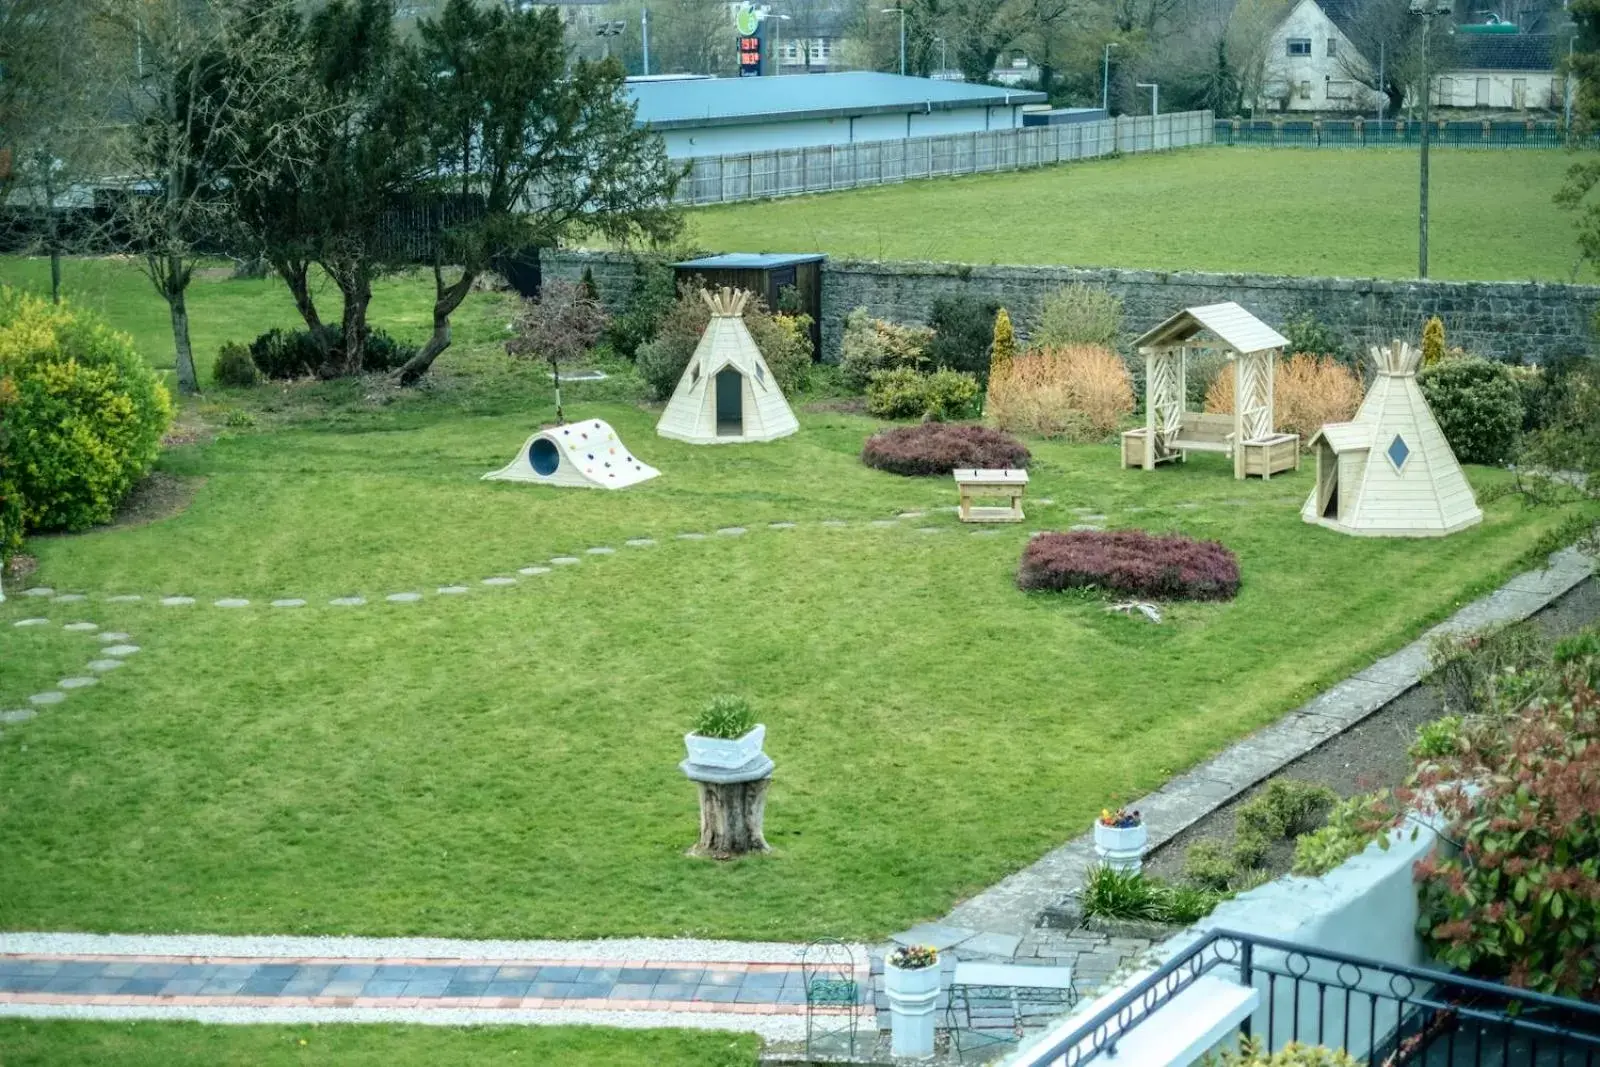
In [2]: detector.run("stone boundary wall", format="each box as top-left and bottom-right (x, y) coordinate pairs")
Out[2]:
(541, 250), (1598, 364)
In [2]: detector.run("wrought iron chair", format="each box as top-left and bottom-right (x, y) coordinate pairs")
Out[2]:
(802, 937), (862, 1061)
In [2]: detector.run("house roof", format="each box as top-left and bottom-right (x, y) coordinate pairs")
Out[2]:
(628, 72), (1046, 130)
(1449, 33), (1558, 71)
(1311, 0), (1363, 36)
(675, 253), (826, 270)
(1133, 302), (1290, 356)
(1308, 422), (1371, 453)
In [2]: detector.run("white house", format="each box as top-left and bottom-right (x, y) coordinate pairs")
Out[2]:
(1258, 0), (1371, 112)
(1435, 32), (1562, 109)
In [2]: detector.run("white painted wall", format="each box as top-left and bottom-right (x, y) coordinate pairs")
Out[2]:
(654, 104), (1024, 158)
(1433, 69), (1559, 109)
(1260, 0), (1374, 112)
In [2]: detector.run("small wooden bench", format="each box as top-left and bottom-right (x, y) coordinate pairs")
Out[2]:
(953, 468), (1028, 523)
(1121, 413), (1236, 469)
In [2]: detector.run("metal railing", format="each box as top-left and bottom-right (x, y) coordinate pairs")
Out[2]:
(1026, 929), (1600, 1066)
(1214, 118), (1598, 148)
(672, 111), (1214, 206)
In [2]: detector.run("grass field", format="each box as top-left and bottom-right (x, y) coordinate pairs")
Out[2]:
(0, 1020), (758, 1066)
(0, 259), (1587, 943)
(685, 147), (1586, 282)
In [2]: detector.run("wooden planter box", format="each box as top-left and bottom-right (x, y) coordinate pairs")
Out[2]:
(1239, 433), (1300, 479)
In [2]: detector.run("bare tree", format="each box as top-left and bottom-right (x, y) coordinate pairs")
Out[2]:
(505, 279), (609, 424)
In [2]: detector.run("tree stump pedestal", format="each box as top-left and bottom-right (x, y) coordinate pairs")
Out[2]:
(680, 753), (774, 859)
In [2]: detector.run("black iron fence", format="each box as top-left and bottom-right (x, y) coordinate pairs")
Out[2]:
(1026, 929), (1600, 1066)
(1214, 118), (1597, 149)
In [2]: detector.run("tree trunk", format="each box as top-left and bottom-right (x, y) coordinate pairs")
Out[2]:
(337, 267), (372, 377)
(49, 246), (61, 305)
(166, 268), (199, 395)
(396, 267), (477, 386)
(275, 257), (324, 335)
(690, 778), (771, 859)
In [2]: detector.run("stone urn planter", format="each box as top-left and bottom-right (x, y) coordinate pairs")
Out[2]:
(1093, 808), (1147, 872)
(883, 946), (941, 1060)
(681, 698), (773, 858)
(683, 723), (766, 769)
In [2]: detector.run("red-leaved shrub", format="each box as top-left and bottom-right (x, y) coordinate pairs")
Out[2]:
(861, 423), (1031, 477)
(1017, 530), (1241, 600)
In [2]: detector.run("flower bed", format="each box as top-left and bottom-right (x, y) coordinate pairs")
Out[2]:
(1017, 530), (1241, 600)
(861, 423), (1030, 477)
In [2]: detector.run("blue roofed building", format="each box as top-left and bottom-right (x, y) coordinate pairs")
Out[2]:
(626, 71), (1047, 158)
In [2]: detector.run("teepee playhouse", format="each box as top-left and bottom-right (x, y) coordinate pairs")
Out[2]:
(656, 288), (800, 445)
(484, 419), (660, 490)
(1301, 341), (1482, 537)
(1124, 302), (1300, 480)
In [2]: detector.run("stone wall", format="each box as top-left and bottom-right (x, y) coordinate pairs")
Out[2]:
(543, 250), (1597, 364)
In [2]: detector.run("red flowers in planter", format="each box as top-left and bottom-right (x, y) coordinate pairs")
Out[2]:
(861, 423), (1031, 477)
(1018, 530), (1241, 601)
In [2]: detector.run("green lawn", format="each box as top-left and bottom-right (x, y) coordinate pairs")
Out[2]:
(0, 1020), (758, 1066)
(685, 147), (1586, 282)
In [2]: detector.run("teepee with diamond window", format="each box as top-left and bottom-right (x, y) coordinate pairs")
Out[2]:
(656, 288), (799, 445)
(1302, 340), (1482, 537)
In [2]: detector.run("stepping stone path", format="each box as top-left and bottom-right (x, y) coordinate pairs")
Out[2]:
(869, 520), (897, 528)
(329, 597), (366, 607)
(624, 538), (656, 548)
(214, 598), (250, 608)
(22, 588), (52, 597)
(87, 660), (124, 672)
(1177, 503), (1201, 509)
(481, 577), (517, 586)
(160, 596), (195, 606)
(52, 594), (87, 603)
(585, 546), (616, 555)
(970, 529), (1001, 537)
(916, 526), (942, 534)
(768, 522), (795, 529)
(437, 586), (469, 595)
(58, 677), (97, 690)
(98, 633), (131, 642)
(271, 599), (307, 608)
(386, 592), (423, 603)
(1079, 515), (1107, 522)
(897, 511), (925, 519)
(822, 520), (848, 527)
(29, 692), (65, 706)
(715, 527), (746, 536)
(102, 645), (140, 657)
(105, 595), (143, 603)
(551, 556), (582, 564)
(13, 619), (48, 627)
(1, 709), (38, 724)
(518, 567), (551, 576)
(675, 533), (705, 541)
(62, 622), (98, 632)
(1069, 524), (1105, 532)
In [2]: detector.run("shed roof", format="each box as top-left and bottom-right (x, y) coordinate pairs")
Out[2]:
(1308, 421), (1371, 453)
(1133, 302), (1290, 355)
(628, 72), (1046, 130)
(1449, 33), (1558, 71)
(674, 253), (827, 270)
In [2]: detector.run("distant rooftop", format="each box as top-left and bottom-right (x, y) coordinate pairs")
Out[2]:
(675, 253), (827, 270)
(1451, 33), (1559, 71)
(628, 72), (1047, 130)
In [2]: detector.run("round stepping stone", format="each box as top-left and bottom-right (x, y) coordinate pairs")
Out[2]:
(1177, 503), (1201, 510)
(869, 519), (897, 527)
(715, 527), (746, 536)
(822, 520), (848, 527)
(58, 676), (97, 690)
(52, 593), (87, 603)
(970, 529), (1001, 537)
(481, 577), (517, 586)
(1037, 497), (1055, 506)
(13, 618), (49, 627)
(105, 595), (144, 603)
(1, 709), (38, 724)
(329, 596), (366, 606)
(675, 533), (706, 541)
(518, 567), (551, 576)
(161, 596), (196, 606)
(386, 592), (423, 603)
(271, 599), (307, 608)
(586, 546), (616, 555)
(63, 622), (99, 632)
(624, 538), (656, 548)
(1069, 523), (1105, 532)
(28, 692), (66, 706)
(214, 598), (250, 608)
(768, 522), (796, 529)
(550, 556), (582, 565)
(102, 645), (140, 657)
(87, 659), (125, 672)
(916, 526), (942, 534)
(97, 632), (132, 642)
(21, 587), (53, 597)
(437, 586), (469, 595)
(897, 511), (926, 519)
(1081, 514), (1107, 522)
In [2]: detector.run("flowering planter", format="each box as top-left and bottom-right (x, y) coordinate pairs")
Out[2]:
(683, 724), (766, 770)
(884, 959), (941, 1060)
(1093, 819), (1148, 873)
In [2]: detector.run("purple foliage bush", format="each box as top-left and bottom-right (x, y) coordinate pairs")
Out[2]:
(1018, 530), (1241, 601)
(861, 423), (1031, 477)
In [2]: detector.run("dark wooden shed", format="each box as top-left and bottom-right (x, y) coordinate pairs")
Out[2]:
(672, 253), (826, 360)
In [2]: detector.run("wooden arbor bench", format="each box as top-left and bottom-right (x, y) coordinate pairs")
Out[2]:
(953, 469), (1029, 523)
(946, 961), (1077, 1063)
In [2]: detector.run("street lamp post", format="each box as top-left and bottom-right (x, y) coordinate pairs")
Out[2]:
(1136, 81), (1159, 117)
(765, 10), (791, 75)
(642, 7), (650, 75)
(1102, 42), (1118, 113)
(1410, 0), (1451, 280)
(596, 19), (625, 60)
(881, 6), (907, 76)
(934, 35), (947, 77)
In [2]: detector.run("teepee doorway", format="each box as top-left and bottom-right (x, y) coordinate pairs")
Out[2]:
(715, 368), (744, 436)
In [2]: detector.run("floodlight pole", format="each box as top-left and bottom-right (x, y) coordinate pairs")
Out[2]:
(1411, 0), (1448, 279)
(642, 7), (650, 75)
(881, 6), (906, 76)
(1102, 42), (1118, 113)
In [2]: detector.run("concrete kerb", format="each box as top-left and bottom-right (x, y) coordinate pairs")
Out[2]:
(941, 546), (1595, 940)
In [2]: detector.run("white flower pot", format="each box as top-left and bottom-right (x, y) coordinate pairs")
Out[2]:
(1093, 820), (1148, 872)
(683, 724), (766, 770)
(884, 959), (941, 1060)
